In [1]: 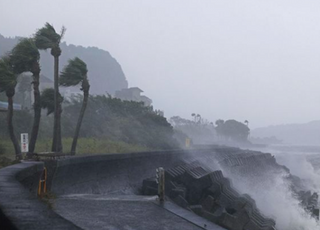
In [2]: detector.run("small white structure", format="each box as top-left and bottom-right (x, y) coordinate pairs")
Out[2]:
(114, 87), (153, 106)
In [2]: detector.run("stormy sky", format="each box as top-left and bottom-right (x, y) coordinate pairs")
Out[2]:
(1, 0), (320, 128)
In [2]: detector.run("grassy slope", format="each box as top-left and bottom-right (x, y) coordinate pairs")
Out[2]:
(0, 138), (150, 162)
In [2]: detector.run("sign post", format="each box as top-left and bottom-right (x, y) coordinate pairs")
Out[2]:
(21, 133), (29, 153)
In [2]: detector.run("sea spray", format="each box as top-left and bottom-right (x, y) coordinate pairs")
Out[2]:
(185, 148), (320, 229)
(273, 151), (320, 194)
(218, 152), (320, 230)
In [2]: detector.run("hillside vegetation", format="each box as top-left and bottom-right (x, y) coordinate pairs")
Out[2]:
(0, 95), (178, 155)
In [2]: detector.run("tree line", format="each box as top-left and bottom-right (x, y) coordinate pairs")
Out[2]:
(0, 23), (90, 158)
(170, 114), (250, 145)
(0, 95), (178, 151)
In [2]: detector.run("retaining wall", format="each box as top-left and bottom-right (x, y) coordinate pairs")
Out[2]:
(0, 161), (81, 230)
(0, 149), (193, 229)
(0, 147), (276, 229)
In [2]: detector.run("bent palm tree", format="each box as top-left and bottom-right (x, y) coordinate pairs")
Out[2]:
(60, 57), (90, 154)
(0, 56), (21, 158)
(10, 38), (41, 154)
(41, 88), (63, 115)
(34, 22), (66, 152)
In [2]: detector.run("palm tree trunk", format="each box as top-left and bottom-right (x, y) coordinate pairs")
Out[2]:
(52, 55), (62, 152)
(7, 92), (21, 158)
(57, 103), (62, 151)
(71, 85), (89, 155)
(28, 69), (41, 153)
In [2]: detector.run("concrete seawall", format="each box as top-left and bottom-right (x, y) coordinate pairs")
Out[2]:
(0, 149), (201, 229)
(50, 150), (188, 196)
(0, 161), (81, 230)
(0, 147), (283, 229)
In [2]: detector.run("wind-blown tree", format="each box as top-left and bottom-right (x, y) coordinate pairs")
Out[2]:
(196, 114), (201, 123)
(34, 23), (66, 152)
(10, 38), (41, 153)
(191, 113), (196, 122)
(60, 57), (90, 154)
(215, 119), (225, 141)
(0, 56), (21, 158)
(41, 88), (63, 116)
(215, 119), (250, 143)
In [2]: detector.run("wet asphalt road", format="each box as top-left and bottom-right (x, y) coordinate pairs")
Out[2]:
(53, 194), (224, 230)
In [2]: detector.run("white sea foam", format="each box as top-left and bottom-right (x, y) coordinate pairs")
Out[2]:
(216, 150), (320, 230)
(274, 151), (320, 194)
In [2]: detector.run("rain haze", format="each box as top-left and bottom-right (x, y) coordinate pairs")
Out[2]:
(3, 2), (320, 230)
(1, 0), (320, 128)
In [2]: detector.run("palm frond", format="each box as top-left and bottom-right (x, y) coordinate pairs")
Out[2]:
(0, 56), (17, 93)
(34, 22), (60, 49)
(60, 57), (88, 87)
(10, 38), (40, 74)
(34, 35), (54, 50)
(41, 88), (63, 115)
(44, 22), (56, 32)
(59, 26), (67, 43)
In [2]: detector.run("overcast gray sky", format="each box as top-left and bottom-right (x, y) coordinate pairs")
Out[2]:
(1, 0), (320, 128)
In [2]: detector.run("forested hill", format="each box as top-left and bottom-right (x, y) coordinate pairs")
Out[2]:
(0, 34), (128, 94)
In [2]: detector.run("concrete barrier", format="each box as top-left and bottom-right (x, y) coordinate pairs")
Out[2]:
(0, 147), (299, 229)
(0, 161), (81, 230)
(0, 149), (192, 229)
(49, 150), (189, 195)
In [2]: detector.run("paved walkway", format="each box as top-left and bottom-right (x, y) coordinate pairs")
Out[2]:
(53, 194), (225, 230)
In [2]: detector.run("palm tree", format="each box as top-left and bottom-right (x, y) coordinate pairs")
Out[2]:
(0, 56), (21, 158)
(10, 38), (41, 154)
(34, 23), (66, 152)
(60, 57), (90, 154)
(215, 119), (225, 141)
(41, 88), (63, 116)
(191, 113), (196, 122)
(196, 114), (201, 123)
